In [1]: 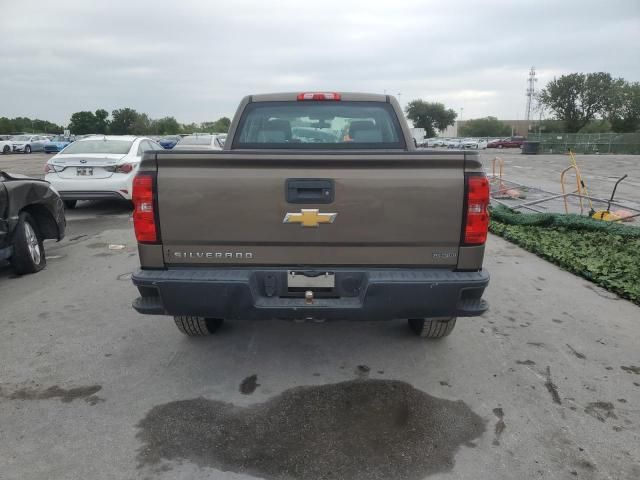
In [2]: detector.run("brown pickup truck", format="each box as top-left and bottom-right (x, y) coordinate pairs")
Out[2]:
(131, 92), (489, 339)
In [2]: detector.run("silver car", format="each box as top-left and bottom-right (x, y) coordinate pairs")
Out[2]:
(11, 135), (50, 154)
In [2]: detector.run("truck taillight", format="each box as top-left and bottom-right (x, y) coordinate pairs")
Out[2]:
(132, 174), (158, 243)
(463, 175), (490, 245)
(297, 92), (341, 101)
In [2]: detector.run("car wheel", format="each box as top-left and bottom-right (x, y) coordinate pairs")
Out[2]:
(10, 212), (46, 275)
(173, 316), (223, 336)
(408, 317), (456, 338)
(2, 145), (10, 154)
(24, 145), (31, 154)
(63, 200), (78, 209)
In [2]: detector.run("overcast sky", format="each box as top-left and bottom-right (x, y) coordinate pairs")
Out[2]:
(1, 0), (639, 126)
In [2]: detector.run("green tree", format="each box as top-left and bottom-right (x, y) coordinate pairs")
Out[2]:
(0, 117), (62, 134)
(94, 109), (110, 134)
(152, 116), (181, 135)
(69, 111), (98, 135)
(200, 117), (231, 133)
(132, 113), (151, 135)
(538, 72), (618, 133)
(110, 108), (140, 135)
(405, 101), (457, 138)
(459, 116), (510, 137)
(608, 82), (640, 133)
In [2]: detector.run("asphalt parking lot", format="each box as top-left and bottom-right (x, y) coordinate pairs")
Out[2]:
(1, 151), (639, 480)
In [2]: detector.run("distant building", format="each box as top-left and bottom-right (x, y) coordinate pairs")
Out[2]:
(439, 119), (533, 138)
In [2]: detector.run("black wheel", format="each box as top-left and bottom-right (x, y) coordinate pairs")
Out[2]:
(64, 200), (78, 209)
(2, 145), (9, 154)
(173, 316), (223, 336)
(10, 212), (46, 275)
(24, 145), (31, 154)
(408, 317), (456, 338)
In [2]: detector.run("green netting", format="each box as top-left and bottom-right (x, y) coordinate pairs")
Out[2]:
(489, 206), (640, 304)
(490, 205), (640, 238)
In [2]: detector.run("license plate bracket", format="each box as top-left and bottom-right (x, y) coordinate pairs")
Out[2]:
(287, 271), (335, 289)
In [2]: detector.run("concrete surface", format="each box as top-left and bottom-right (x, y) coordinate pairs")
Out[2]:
(479, 150), (640, 214)
(0, 152), (639, 479)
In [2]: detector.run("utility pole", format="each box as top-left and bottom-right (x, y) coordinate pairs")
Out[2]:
(525, 66), (537, 122)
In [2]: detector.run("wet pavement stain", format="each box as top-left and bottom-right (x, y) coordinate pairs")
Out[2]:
(544, 366), (562, 405)
(239, 375), (259, 395)
(566, 344), (586, 360)
(136, 379), (485, 480)
(492, 407), (506, 446)
(585, 402), (617, 422)
(620, 365), (640, 374)
(2, 384), (101, 403)
(516, 360), (536, 365)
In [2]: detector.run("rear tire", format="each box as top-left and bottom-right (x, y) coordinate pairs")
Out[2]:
(173, 316), (223, 336)
(64, 200), (77, 209)
(2, 145), (10, 154)
(24, 145), (31, 154)
(10, 212), (46, 275)
(408, 317), (456, 338)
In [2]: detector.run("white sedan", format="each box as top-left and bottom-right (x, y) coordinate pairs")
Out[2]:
(44, 135), (163, 208)
(461, 138), (488, 149)
(10, 134), (50, 153)
(1, 138), (13, 154)
(173, 134), (225, 150)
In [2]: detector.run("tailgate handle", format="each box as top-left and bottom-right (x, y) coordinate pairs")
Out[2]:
(286, 179), (334, 204)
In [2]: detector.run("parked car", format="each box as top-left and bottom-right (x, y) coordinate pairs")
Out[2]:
(1, 138), (13, 155)
(131, 92), (489, 339)
(11, 135), (50, 154)
(44, 135), (164, 208)
(158, 136), (182, 149)
(487, 136), (525, 149)
(462, 138), (488, 149)
(173, 134), (225, 150)
(0, 170), (66, 274)
(44, 135), (74, 153)
(447, 138), (464, 149)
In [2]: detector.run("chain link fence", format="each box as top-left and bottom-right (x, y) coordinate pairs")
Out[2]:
(526, 132), (640, 154)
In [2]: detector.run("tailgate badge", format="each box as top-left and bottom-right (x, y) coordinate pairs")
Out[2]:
(283, 209), (337, 228)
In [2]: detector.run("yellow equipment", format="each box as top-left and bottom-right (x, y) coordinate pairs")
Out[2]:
(591, 174), (628, 222)
(560, 151), (595, 215)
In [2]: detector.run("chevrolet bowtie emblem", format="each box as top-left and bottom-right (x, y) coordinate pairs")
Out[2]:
(283, 209), (337, 228)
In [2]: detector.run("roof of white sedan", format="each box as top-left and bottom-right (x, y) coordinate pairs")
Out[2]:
(80, 135), (142, 141)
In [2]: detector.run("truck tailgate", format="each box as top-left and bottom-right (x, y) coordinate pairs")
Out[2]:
(155, 152), (467, 266)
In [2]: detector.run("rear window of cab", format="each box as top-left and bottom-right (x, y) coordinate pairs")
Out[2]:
(233, 101), (405, 149)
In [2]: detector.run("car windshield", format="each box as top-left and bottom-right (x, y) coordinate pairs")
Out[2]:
(12, 135), (31, 141)
(178, 136), (213, 145)
(234, 101), (404, 149)
(61, 139), (133, 154)
(51, 135), (66, 142)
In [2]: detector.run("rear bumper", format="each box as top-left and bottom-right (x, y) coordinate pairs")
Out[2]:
(46, 174), (133, 200)
(57, 190), (128, 201)
(132, 267), (489, 321)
